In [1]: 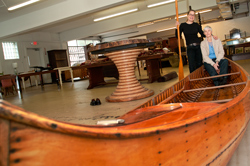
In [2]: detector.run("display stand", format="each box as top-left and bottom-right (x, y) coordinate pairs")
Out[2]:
(89, 39), (161, 102)
(105, 49), (154, 102)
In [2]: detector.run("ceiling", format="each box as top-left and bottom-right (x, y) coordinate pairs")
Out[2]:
(0, 0), (249, 42)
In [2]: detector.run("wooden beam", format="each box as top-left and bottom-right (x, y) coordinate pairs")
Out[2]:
(183, 82), (246, 93)
(190, 72), (241, 81)
(200, 99), (232, 103)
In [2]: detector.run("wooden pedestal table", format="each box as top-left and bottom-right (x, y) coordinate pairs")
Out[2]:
(89, 38), (162, 102)
(105, 49), (154, 102)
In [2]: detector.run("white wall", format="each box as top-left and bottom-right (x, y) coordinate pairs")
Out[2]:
(0, 32), (66, 83)
(145, 15), (250, 46)
(202, 16), (250, 44)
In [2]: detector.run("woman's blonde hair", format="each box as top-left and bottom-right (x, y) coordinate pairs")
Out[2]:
(187, 9), (196, 15)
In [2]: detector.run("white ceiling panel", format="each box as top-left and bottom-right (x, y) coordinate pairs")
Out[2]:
(0, 0), (248, 41)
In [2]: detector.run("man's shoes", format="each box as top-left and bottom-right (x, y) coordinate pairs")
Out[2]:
(90, 99), (96, 106)
(95, 98), (101, 105)
(90, 98), (101, 106)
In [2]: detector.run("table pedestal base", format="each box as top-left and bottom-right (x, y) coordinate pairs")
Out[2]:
(105, 49), (154, 102)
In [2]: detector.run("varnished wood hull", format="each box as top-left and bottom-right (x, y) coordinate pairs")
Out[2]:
(0, 59), (250, 166)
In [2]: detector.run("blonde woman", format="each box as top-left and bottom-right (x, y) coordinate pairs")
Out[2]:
(200, 26), (228, 86)
(176, 10), (205, 73)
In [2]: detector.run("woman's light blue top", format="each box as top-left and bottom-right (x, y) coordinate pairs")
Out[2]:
(208, 42), (216, 59)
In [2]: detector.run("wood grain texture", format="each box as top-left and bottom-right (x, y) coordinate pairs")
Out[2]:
(0, 58), (249, 165)
(133, 59), (248, 109)
(89, 38), (162, 52)
(4, 102), (249, 166)
(0, 118), (9, 166)
(105, 49), (154, 102)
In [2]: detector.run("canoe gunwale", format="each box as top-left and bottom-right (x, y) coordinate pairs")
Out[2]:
(0, 59), (250, 139)
(0, 87), (249, 139)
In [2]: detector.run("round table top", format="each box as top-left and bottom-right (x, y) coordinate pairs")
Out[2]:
(89, 38), (162, 54)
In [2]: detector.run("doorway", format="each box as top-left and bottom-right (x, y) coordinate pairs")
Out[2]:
(27, 48), (42, 67)
(26, 48), (51, 85)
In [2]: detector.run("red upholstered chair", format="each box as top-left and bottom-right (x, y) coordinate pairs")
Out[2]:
(1, 78), (17, 96)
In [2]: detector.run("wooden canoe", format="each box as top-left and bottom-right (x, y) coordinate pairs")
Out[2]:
(1, 58), (250, 166)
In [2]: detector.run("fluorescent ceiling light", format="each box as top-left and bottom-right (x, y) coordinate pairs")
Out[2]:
(177, 14), (187, 18)
(94, 8), (138, 22)
(8, 0), (40, 11)
(175, 14), (187, 19)
(153, 17), (171, 23)
(157, 27), (176, 32)
(196, 9), (212, 14)
(174, 9), (212, 19)
(147, 0), (175, 8)
(137, 22), (154, 28)
(137, 17), (171, 28)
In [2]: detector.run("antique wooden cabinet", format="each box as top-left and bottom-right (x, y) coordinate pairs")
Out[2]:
(48, 49), (68, 68)
(47, 49), (69, 82)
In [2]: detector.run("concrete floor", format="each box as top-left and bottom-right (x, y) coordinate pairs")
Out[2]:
(2, 59), (250, 166)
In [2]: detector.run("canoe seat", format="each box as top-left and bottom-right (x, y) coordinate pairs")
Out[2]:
(183, 82), (246, 93)
(190, 72), (241, 82)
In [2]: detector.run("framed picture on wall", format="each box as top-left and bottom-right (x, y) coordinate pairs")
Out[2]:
(235, 47), (244, 54)
(245, 47), (250, 53)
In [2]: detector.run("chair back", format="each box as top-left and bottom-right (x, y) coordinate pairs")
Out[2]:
(1, 79), (14, 88)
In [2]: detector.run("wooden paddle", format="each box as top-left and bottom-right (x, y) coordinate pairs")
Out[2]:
(175, 0), (184, 80)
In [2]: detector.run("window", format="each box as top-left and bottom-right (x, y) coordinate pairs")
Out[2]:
(2, 42), (20, 60)
(67, 40), (100, 66)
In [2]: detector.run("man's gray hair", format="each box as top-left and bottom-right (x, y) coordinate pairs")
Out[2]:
(203, 26), (212, 31)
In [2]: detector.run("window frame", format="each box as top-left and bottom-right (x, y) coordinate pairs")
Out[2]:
(67, 39), (100, 66)
(2, 41), (20, 60)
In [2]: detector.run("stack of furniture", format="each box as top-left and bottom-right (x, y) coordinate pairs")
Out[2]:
(48, 49), (68, 82)
(48, 50), (69, 68)
(48, 49), (88, 81)
(64, 66), (88, 80)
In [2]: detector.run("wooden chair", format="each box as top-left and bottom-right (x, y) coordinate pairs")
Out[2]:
(1, 77), (17, 96)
